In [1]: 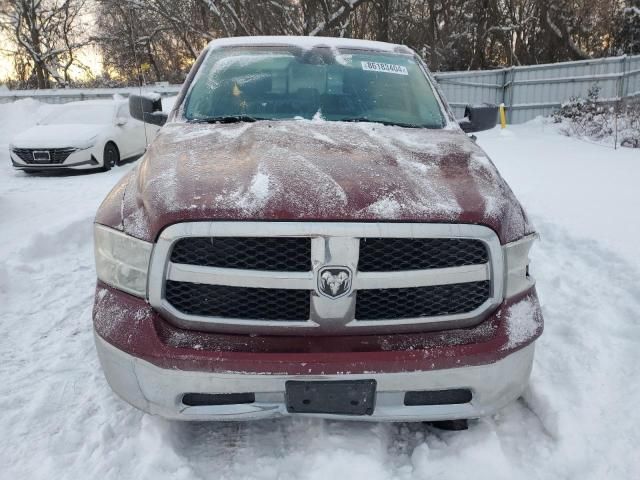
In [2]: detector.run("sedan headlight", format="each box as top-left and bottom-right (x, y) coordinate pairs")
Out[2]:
(503, 234), (537, 298)
(94, 224), (152, 297)
(76, 135), (98, 151)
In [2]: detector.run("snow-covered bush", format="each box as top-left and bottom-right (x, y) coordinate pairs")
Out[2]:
(619, 98), (640, 148)
(553, 85), (640, 148)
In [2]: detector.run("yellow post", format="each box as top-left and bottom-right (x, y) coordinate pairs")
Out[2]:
(499, 103), (507, 129)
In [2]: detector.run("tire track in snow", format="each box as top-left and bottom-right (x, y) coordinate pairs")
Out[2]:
(492, 217), (640, 479)
(169, 418), (396, 480)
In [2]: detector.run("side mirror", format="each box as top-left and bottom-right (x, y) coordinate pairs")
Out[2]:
(458, 104), (498, 133)
(129, 93), (168, 127)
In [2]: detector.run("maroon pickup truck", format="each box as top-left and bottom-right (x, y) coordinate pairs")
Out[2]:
(93, 36), (542, 426)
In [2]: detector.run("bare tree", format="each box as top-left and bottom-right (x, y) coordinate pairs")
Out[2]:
(304, 0), (371, 36)
(0, 0), (91, 88)
(5, 0), (634, 87)
(94, 0), (213, 84)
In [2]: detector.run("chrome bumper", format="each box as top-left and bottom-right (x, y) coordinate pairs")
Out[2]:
(95, 332), (535, 422)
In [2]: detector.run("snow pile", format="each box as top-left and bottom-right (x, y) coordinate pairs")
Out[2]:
(231, 169), (272, 213)
(0, 98), (57, 146)
(503, 298), (540, 349)
(366, 196), (403, 217)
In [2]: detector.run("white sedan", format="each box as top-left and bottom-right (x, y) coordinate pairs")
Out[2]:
(9, 99), (159, 172)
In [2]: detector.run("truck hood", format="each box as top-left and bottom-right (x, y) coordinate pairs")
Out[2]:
(120, 120), (532, 243)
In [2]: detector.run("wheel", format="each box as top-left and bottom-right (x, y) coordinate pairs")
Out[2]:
(102, 142), (120, 171)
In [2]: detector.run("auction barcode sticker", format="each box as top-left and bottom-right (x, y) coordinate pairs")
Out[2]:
(361, 61), (408, 75)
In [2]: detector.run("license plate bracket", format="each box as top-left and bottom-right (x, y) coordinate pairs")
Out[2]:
(285, 380), (376, 416)
(32, 150), (51, 163)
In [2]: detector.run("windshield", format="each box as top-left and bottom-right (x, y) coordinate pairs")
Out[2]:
(183, 46), (445, 128)
(41, 104), (115, 125)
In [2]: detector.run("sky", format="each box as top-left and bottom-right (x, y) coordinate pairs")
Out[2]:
(0, 54), (11, 81)
(0, 32), (13, 80)
(0, 10), (102, 86)
(0, 45), (104, 84)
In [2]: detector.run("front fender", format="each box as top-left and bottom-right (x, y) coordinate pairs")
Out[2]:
(95, 169), (134, 230)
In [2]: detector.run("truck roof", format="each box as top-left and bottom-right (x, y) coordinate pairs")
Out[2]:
(206, 35), (414, 54)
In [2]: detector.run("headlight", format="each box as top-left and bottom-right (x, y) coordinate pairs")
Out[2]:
(503, 233), (537, 298)
(76, 135), (97, 150)
(94, 224), (152, 297)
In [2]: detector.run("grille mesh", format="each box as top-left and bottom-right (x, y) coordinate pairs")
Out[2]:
(171, 237), (311, 271)
(165, 281), (310, 320)
(12, 148), (76, 164)
(358, 238), (488, 272)
(355, 281), (490, 320)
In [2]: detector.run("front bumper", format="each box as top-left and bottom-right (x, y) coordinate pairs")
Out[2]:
(95, 332), (535, 422)
(10, 147), (101, 170)
(93, 282), (543, 422)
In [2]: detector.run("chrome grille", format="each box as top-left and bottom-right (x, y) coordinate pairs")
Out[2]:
(149, 222), (504, 335)
(165, 281), (310, 320)
(170, 237), (310, 271)
(355, 281), (491, 320)
(359, 238), (488, 271)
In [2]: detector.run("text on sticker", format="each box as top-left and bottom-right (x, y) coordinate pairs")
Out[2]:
(361, 62), (408, 75)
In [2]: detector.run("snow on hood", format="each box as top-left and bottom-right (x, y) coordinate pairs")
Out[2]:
(10, 124), (105, 149)
(121, 120), (530, 243)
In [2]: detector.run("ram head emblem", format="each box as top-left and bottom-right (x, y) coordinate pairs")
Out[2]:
(318, 267), (352, 299)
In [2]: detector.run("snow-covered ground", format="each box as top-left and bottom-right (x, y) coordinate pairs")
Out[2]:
(1, 101), (639, 479)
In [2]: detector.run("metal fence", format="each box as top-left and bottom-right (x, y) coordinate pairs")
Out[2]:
(0, 84), (181, 104)
(1, 54), (639, 124)
(433, 54), (640, 123)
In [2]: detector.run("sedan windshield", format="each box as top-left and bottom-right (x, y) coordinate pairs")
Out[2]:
(184, 46), (445, 128)
(41, 104), (115, 125)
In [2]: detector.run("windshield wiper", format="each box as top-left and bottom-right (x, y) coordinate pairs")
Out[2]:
(187, 115), (269, 124)
(340, 117), (423, 128)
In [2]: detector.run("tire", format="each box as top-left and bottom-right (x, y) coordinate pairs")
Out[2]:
(102, 142), (120, 171)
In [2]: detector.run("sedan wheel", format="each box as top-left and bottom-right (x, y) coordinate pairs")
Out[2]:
(102, 142), (120, 171)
